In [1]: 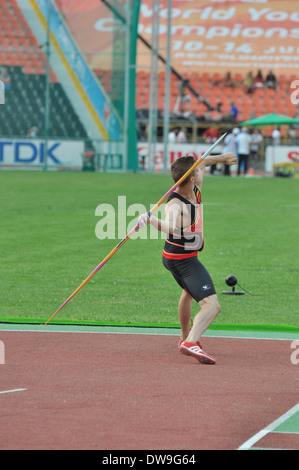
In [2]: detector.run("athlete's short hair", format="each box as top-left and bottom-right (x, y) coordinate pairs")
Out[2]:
(170, 156), (196, 187)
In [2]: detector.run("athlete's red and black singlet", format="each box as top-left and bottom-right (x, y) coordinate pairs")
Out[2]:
(162, 185), (215, 302)
(163, 186), (204, 260)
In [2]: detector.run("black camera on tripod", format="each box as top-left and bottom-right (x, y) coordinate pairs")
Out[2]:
(222, 275), (245, 295)
(178, 79), (189, 96)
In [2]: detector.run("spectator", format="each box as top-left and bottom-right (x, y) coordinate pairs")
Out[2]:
(223, 71), (235, 88)
(254, 70), (264, 89)
(203, 123), (220, 143)
(250, 129), (263, 167)
(176, 128), (187, 143)
(27, 126), (38, 138)
(223, 128), (239, 153)
(222, 128), (239, 175)
(137, 122), (147, 141)
(228, 101), (239, 121)
(203, 124), (222, 174)
(221, 101), (239, 122)
(235, 127), (252, 175)
(168, 129), (177, 143)
(272, 126), (281, 145)
(287, 125), (297, 143)
(0, 67), (11, 90)
(243, 71), (254, 94)
(266, 70), (278, 89)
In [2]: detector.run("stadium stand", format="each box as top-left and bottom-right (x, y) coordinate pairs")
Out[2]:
(0, 0), (297, 140)
(134, 70), (295, 123)
(0, 0), (88, 138)
(0, 66), (88, 138)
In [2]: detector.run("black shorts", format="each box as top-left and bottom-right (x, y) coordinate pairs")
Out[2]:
(162, 255), (216, 302)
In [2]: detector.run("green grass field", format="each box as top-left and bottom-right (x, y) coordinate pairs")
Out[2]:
(1, 170), (299, 330)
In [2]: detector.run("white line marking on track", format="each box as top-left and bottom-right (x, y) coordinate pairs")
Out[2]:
(0, 388), (27, 395)
(237, 402), (299, 450)
(0, 326), (298, 341)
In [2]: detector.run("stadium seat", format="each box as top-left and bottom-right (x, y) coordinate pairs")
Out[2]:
(0, 65), (88, 138)
(233, 73), (244, 84)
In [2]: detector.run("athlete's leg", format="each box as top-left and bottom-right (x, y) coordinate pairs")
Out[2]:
(186, 294), (221, 343)
(178, 289), (193, 341)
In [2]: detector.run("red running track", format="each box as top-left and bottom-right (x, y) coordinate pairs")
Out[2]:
(0, 331), (298, 450)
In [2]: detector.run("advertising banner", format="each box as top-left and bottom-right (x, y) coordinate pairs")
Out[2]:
(55, 0), (299, 76)
(0, 139), (84, 170)
(137, 0), (299, 75)
(265, 144), (299, 172)
(137, 141), (234, 172)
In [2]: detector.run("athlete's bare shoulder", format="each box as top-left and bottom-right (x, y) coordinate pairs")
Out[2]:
(165, 195), (184, 212)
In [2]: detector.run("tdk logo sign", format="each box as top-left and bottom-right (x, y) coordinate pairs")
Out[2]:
(0, 141), (61, 164)
(0, 139), (84, 169)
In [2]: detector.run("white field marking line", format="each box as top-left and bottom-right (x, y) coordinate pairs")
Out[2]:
(0, 388), (27, 395)
(272, 430), (299, 435)
(204, 202), (237, 206)
(237, 402), (299, 450)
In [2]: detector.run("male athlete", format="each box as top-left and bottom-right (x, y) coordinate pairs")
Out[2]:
(139, 151), (237, 364)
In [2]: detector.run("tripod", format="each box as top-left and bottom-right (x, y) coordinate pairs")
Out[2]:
(173, 80), (192, 116)
(173, 92), (191, 115)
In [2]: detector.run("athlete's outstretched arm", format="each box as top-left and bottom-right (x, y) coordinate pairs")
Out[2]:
(199, 152), (237, 169)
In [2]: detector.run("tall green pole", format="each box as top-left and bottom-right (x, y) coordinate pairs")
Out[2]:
(43, 0), (51, 171)
(102, 0), (140, 171)
(126, 0), (140, 171)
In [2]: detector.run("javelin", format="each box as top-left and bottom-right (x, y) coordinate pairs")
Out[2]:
(44, 133), (226, 326)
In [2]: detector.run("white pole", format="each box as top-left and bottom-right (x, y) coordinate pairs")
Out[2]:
(163, 0), (171, 174)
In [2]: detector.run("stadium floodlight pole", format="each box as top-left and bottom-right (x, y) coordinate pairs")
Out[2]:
(43, 0), (51, 172)
(44, 133), (226, 326)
